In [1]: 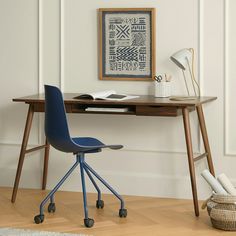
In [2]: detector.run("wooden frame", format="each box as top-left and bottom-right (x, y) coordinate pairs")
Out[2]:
(99, 8), (156, 81)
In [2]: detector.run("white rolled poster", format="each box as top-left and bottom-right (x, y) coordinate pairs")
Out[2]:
(217, 173), (236, 195)
(201, 169), (227, 195)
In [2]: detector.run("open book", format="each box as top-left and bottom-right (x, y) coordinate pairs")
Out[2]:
(74, 90), (139, 101)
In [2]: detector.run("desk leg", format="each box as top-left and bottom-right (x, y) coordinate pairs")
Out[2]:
(182, 107), (199, 217)
(196, 104), (215, 176)
(42, 138), (50, 190)
(11, 104), (34, 203)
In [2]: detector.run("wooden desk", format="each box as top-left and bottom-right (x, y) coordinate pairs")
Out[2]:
(11, 94), (217, 216)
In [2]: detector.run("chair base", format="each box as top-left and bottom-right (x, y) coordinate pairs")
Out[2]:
(34, 153), (127, 228)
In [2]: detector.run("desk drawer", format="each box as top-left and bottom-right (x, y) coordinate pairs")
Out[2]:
(136, 105), (181, 117)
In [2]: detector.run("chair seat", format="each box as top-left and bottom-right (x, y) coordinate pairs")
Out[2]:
(72, 137), (123, 153)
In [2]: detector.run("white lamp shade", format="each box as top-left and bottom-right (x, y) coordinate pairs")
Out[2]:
(170, 48), (192, 70)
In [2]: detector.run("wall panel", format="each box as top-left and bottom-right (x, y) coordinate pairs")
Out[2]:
(1, 0), (231, 200)
(225, 0), (236, 156)
(0, 0), (39, 145)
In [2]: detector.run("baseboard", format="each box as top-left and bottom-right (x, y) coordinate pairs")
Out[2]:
(0, 168), (215, 200)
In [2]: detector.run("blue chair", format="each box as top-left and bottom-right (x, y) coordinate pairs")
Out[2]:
(34, 85), (127, 228)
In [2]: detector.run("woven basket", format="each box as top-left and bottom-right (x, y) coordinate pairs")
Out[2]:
(206, 193), (236, 231)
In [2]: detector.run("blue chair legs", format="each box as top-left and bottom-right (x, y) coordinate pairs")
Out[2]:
(84, 167), (104, 209)
(34, 153), (127, 227)
(79, 154), (127, 219)
(34, 159), (80, 224)
(78, 154), (94, 228)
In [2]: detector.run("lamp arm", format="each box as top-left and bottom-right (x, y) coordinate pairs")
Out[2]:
(189, 48), (201, 97)
(182, 70), (190, 96)
(187, 59), (197, 96)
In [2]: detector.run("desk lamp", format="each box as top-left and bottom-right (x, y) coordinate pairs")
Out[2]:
(170, 48), (200, 100)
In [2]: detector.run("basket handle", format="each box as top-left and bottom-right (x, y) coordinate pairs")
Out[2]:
(201, 196), (212, 210)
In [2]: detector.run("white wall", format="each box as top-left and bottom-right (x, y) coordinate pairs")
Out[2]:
(0, 0), (234, 200)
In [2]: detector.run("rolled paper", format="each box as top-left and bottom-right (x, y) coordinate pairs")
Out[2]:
(201, 169), (227, 195)
(217, 173), (236, 195)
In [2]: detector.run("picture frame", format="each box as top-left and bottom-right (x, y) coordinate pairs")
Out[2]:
(99, 8), (156, 81)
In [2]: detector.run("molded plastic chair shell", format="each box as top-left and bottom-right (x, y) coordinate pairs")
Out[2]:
(34, 85), (126, 228)
(44, 85), (123, 154)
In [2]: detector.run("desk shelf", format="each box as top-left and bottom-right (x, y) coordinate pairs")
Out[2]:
(71, 104), (136, 115)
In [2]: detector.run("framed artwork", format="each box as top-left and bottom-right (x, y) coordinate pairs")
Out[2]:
(99, 8), (156, 81)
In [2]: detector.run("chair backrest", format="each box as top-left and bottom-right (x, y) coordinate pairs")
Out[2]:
(44, 85), (77, 153)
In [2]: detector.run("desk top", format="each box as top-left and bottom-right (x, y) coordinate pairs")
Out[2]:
(13, 93), (217, 107)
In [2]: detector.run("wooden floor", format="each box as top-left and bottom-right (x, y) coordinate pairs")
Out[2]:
(0, 187), (228, 236)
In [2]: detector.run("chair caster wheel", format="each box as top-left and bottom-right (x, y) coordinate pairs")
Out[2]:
(119, 208), (127, 218)
(96, 199), (104, 209)
(48, 203), (56, 213)
(34, 214), (44, 224)
(84, 218), (94, 228)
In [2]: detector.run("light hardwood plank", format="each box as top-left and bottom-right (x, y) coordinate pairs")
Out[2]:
(0, 187), (225, 235)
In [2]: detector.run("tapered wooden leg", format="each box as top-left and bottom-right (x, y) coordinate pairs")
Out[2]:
(182, 107), (199, 217)
(11, 104), (34, 203)
(42, 138), (50, 190)
(196, 104), (215, 176)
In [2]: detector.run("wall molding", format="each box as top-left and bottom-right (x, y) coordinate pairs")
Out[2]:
(0, 0), (204, 157)
(38, 0), (43, 94)
(37, 0), (63, 146)
(0, 165), (219, 199)
(224, 0), (236, 156)
(38, 0), (44, 145)
(60, 0), (64, 91)
(59, 0), (202, 155)
(119, 148), (200, 156)
(0, 1), (205, 158)
(0, 0), (42, 147)
(0, 141), (194, 156)
(198, 0), (204, 154)
(0, 141), (40, 147)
